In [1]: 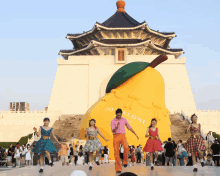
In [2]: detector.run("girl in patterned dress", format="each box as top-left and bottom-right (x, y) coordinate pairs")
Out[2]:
(143, 118), (163, 170)
(184, 114), (206, 172)
(83, 119), (109, 170)
(33, 117), (60, 173)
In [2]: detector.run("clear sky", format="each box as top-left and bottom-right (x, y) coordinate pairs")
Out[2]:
(0, 0), (219, 111)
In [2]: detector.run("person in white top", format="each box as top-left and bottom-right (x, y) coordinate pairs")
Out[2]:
(106, 145), (110, 163)
(77, 153), (84, 165)
(25, 144), (32, 166)
(21, 145), (26, 166)
(15, 146), (21, 167)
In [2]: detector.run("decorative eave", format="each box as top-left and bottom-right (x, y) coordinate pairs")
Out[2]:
(66, 23), (176, 40)
(59, 39), (184, 58)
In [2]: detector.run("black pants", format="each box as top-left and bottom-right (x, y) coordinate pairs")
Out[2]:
(85, 153), (89, 164)
(162, 153), (165, 166)
(213, 156), (220, 166)
(74, 156), (78, 165)
(137, 153), (141, 163)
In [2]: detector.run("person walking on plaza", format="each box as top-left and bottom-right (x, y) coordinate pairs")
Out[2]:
(20, 145), (26, 167)
(211, 139), (220, 166)
(177, 140), (187, 166)
(106, 145), (110, 163)
(161, 141), (166, 166)
(186, 151), (193, 166)
(164, 138), (175, 166)
(143, 118), (163, 170)
(83, 119), (109, 170)
(69, 144), (74, 165)
(15, 145), (21, 167)
(6, 144), (13, 167)
(32, 117), (60, 173)
(25, 144), (32, 167)
(184, 114), (206, 172)
(111, 108), (139, 174)
(103, 146), (108, 164)
(172, 140), (177, 166)
(136, 145), (141, 164)
(131, 145), (136, 166)
(74, 144), (79, 166)
(60, 139), (69, 166)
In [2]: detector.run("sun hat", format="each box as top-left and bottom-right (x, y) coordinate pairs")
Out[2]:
(70, 170), (87, 176)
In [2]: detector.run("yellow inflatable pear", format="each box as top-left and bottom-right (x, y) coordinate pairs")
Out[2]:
(80, 55), (171, 160)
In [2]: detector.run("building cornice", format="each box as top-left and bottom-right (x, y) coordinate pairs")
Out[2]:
(66, 23), (176, 40)
(59, 39), (183, 57)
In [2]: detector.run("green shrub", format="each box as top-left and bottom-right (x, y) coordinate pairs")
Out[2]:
(212, 132), (220, 140)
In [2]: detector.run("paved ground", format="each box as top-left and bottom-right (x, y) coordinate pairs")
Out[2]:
(0, 161), (219, 176)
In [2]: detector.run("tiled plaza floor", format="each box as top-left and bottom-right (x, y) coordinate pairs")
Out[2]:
(0, 161), (219, 176)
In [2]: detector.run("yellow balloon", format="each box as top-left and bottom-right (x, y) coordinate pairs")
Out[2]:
(80, 66), (171, 160)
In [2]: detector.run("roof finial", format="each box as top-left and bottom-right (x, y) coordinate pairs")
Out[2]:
(116, 0), (126, 13)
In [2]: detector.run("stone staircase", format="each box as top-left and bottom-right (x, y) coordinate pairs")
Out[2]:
(51, 113), (209, 149)
(52, 114), (85, 143)
(169, 113), (191, 143)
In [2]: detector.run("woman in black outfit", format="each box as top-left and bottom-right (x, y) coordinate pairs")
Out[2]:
(11, 146), (16, 167)
(186, 152), (193, 166)
(79, 145), (83, 156)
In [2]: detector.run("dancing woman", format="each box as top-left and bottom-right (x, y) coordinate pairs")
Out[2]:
(184, 114), (206, 172)
(32, 117), (60, 173)
(83, 119), (109, 170)
(143, 118), (163, 170)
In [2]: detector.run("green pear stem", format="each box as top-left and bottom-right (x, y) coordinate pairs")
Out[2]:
(149, 55), (168, 68)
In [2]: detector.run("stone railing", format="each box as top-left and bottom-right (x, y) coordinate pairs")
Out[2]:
(0, 110), (62, 142)
(27, 132), (35, 146)
(0, 110), (62, 114)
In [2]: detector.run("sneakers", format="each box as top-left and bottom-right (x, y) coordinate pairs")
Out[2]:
(96, 161), (100, 165)
(193, 168), (198, 172)
(39, 169), (43, 173)
(89, 166), (92, 170)
(151, 166), (154, 170)
(49, 163), (54, 167)
(124, 164), (128, 168)
(116, 171), (121, 174)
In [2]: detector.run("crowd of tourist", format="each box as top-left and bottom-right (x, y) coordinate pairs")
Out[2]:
(117, 138), (220, 167)
(0, 143), (32, 167)
(1, 138), (218, 168)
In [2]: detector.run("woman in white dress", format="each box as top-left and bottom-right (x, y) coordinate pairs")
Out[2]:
(25, 144), (32, 166)
(77, 152), (84, 165)
(15, 146), (21, 167)
(21, 145), (26, 166)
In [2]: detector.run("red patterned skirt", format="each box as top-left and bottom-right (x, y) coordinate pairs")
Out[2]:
(183, 136), (206, 153)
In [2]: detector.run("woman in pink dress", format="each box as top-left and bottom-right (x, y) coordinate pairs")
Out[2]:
(143, 118), (163, 170)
